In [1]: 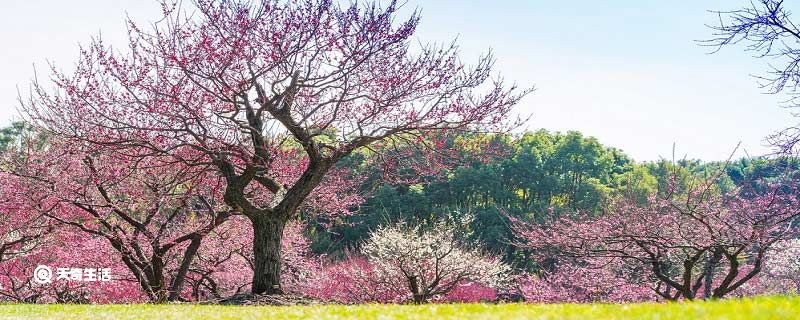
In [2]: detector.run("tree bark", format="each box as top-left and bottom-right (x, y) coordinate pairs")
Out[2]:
(251, 215), (287, 295)
(795, 280), (800, 294)
(702, 249), (722, 299)
(167, 237), (203, 301)
(148, 255), (167, 303)
(408, 275), (424, 304)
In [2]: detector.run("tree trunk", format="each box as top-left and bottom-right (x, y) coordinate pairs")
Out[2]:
(167, 237), (203, 301)
(251, 215), (286, 295)
(148, 255), (167, 303)
(408, 276), (424, 304)
(795, 280), (800, 294)
(702, 249), (722, 299)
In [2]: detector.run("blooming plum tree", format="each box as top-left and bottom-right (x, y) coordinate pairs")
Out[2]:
(22, 0), (527, 294)
(516, 262), (653, 303)
(309, 256), (402, 303)
(5, 141), (233, 302)
(359, 220), (511, 304)
(512, 172), (800, 300)
(763, 238), (800, 292)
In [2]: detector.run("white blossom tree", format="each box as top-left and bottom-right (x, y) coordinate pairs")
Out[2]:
(361, 219), (511, 304)
(764, 239), (800, 293)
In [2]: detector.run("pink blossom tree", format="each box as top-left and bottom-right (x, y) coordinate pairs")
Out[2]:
(0, 175), (49, 269)
(0, 143), (56, 302)
(0, 204), (51, 303)
(1, 168), (142, 303)
(22, 0), (526, 294)
(512, 173), (800, 300)
(5, 141), (236, 302)
(516, 262), (653, 303)
(310, 256), (402, 304)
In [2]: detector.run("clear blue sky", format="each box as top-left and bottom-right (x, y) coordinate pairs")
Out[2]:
(0, 0), (795, 161)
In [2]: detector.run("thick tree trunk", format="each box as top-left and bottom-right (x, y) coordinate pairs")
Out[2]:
(408, 276), (425, 304)
(139, 254), (168, 303)
(251, 215), (286, 295)
(147, 255), (168, 303)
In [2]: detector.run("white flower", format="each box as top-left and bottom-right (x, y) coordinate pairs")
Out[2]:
(361, 220), (511, 303)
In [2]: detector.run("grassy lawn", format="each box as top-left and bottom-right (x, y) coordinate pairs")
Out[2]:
(0, 296), (797, 319)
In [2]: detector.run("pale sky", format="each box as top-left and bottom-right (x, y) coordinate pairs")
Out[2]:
(0, 1), (795, 161)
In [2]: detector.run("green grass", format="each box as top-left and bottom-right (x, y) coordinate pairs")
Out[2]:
(0, 296), (798, 319)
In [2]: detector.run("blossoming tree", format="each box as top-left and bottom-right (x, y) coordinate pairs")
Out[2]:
(764, 238), (800, 292)
(517, 261), (653, 303)
(22, 0), (526, 294)
(4, 141), (235, 302)
(358, 220), (511, 304)
(512, 173), (800, 300)
(0, 173), (53, 302)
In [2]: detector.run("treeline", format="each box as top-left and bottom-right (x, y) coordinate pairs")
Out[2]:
(2, 121), (795, 269)
(307, 129), (799, 267)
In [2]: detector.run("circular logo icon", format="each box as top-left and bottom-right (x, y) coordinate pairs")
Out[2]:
(33, 265), (52, 284)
